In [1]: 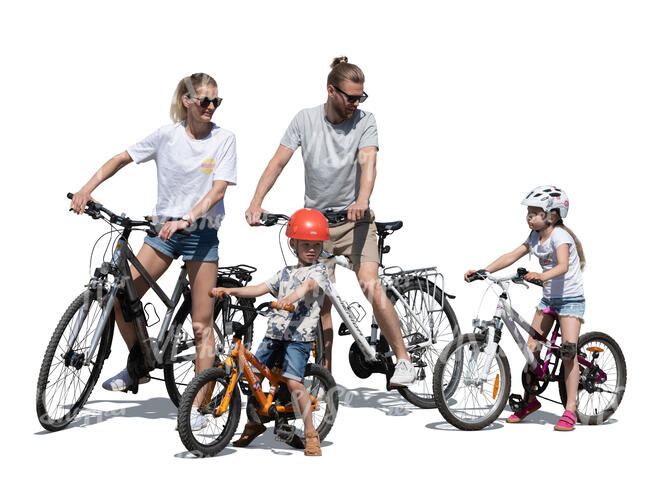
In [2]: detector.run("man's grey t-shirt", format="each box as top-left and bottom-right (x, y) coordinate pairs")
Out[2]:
(280, 104), (379, 212)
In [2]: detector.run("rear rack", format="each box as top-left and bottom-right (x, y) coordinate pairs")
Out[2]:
(383, 266), (448, 320)
(218, 264), (257, 285)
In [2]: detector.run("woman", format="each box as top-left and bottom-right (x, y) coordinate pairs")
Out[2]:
(71, 73), (236, 418)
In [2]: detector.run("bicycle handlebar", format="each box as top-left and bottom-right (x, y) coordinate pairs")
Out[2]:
(259, 212), (290, 226)
(271, 301), (296, 313)
(67, 192), (190, 236)
(468, 268), (545, 288)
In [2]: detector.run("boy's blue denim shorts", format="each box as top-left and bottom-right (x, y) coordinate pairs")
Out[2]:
(254, 337), (312, 382)
(538, 296), (585, 322)
(144, 223), (219, 262)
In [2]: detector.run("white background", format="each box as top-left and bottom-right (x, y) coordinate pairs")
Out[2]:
(2, 1), (647, 490)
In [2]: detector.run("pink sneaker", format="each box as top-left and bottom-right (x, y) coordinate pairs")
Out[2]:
(554, 409), (577, 431)
(506, 398), (541, 423)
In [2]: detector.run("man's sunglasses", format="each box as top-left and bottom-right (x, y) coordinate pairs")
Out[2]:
(191, 96), (223, 108)
(333, 86), (368, 104)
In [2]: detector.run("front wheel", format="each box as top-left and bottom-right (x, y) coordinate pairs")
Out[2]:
(433, 334), (511, 430)
(36, 289), (115, 431)
(558, 331), (627, 425)
(177, 367), (241, 457)
(388, 277), (461, 408)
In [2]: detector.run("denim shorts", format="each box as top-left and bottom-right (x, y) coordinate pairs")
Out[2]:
(538, 296), (585, 322)
(144, 223), (219, 262)
(253, 337), (312, 382)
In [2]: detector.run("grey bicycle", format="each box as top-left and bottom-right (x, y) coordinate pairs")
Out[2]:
(36, 195), (254, 431)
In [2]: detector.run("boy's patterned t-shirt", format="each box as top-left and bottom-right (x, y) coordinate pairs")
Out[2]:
(264, 263), (330, 342)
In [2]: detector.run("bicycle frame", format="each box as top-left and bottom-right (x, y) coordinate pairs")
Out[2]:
(476, 279), (607, 386)
(215, 337), (318, 418)
(66, 230), (191, 371)
(322, 264), (445, 362)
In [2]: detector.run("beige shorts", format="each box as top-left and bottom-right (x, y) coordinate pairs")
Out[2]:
(320, 210), (380, 282)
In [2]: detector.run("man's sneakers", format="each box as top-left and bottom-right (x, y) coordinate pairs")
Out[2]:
(101, 368), (151, 392)
(388, 359), (416, 389)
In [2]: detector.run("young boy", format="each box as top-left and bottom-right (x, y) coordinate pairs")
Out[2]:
(215, 208), (330, 456)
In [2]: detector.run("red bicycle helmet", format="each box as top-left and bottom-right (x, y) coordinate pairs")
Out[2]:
(286, 209), (329, 241)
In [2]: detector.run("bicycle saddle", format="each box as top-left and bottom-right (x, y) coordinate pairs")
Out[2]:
(376, 221), (403, 234)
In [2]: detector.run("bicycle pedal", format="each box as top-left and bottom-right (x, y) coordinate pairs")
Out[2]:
(274, 423), (296, 443)
(338, 323), (351, 336)
(508, 393), (526, 413)
(238, 380), (252, 395)
(413, 359), (427, 368)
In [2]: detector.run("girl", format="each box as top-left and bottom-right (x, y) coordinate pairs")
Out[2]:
(71, 73), (237, 427)
(465, 186), (586, 431)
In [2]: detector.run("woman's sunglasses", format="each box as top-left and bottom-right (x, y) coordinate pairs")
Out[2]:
(191, 96), (223, 108)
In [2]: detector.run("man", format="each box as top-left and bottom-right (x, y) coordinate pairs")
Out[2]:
(245, 56), (415, 388)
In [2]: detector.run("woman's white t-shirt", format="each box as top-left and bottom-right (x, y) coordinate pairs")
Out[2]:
(127, 122), (237, 229)
(525, 227), (584, 298)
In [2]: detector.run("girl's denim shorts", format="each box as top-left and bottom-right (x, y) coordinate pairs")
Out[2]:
(537, 296), (585, 322)
(144, 222), (219, 262)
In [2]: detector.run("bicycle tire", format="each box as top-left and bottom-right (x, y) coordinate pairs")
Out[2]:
(281, 363), (339, 449)
(433, 333), (511, 430)
(558, 331), (627, 425)
(36, 289), (115, 431)
(387, 276), (461, 408)
(177, 367), (241, 457)
(311, 320), (325, 366)
(163, 277), (255, 408)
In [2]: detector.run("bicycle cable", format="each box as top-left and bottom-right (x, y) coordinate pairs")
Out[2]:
(88, 217), (120, 276)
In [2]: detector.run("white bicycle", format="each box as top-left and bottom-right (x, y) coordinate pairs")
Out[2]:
(259, 212), (460, 408)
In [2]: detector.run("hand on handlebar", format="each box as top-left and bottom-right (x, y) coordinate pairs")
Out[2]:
(245, 204), (269, 226)
(347, 201), (368, 222)
(272, 299), (295, 313)
(464, 269), (487, 282)
(69, 190), (101, 215)
(524, 271), (545, 284)
(209, 288), (231, 299)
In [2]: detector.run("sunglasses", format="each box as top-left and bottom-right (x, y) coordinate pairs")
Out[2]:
(190, 96), (223, 108)
(333, 86), (368, 104)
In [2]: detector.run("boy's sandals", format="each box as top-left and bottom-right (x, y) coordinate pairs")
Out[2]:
(304, 431), (322, 456)
(554, 409), (577, 431)
(232, 422), (266, 447)
(506, 398), (541, 423)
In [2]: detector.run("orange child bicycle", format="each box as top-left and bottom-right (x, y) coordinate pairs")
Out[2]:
(177, 293), (339, 457)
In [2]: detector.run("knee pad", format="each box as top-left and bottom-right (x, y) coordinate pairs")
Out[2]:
(560, 342), (577, 360)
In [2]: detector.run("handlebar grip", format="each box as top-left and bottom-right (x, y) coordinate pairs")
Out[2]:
(67, 192), (74, 199)
(271, 301), (295, 313)
(209, 289), (226, 299)
(467, 269), (488, 282)
(529, 279), (545, 288)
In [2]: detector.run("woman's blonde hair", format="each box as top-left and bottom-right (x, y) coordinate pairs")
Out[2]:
(327, 56), (365, 87)
(551, 212), (586, 271)
(170, 73), (217, 123)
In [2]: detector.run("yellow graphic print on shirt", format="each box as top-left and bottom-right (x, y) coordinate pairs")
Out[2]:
(201, 158), (216, 174)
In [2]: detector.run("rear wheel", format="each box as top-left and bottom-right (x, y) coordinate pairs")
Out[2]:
(388, 277), (461, 408)
(558, 331), (626, 425)
(278, 364), (339, 449)
(163, 277), (254, 408)
(36, 289), (115, 431)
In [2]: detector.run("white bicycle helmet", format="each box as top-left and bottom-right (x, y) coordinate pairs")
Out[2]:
(521, 185), (569, 218)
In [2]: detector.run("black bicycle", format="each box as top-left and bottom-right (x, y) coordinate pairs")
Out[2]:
(36, 195), (255, 431)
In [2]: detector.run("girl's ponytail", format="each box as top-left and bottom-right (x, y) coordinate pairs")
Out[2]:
(556, 220), (586, 271)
